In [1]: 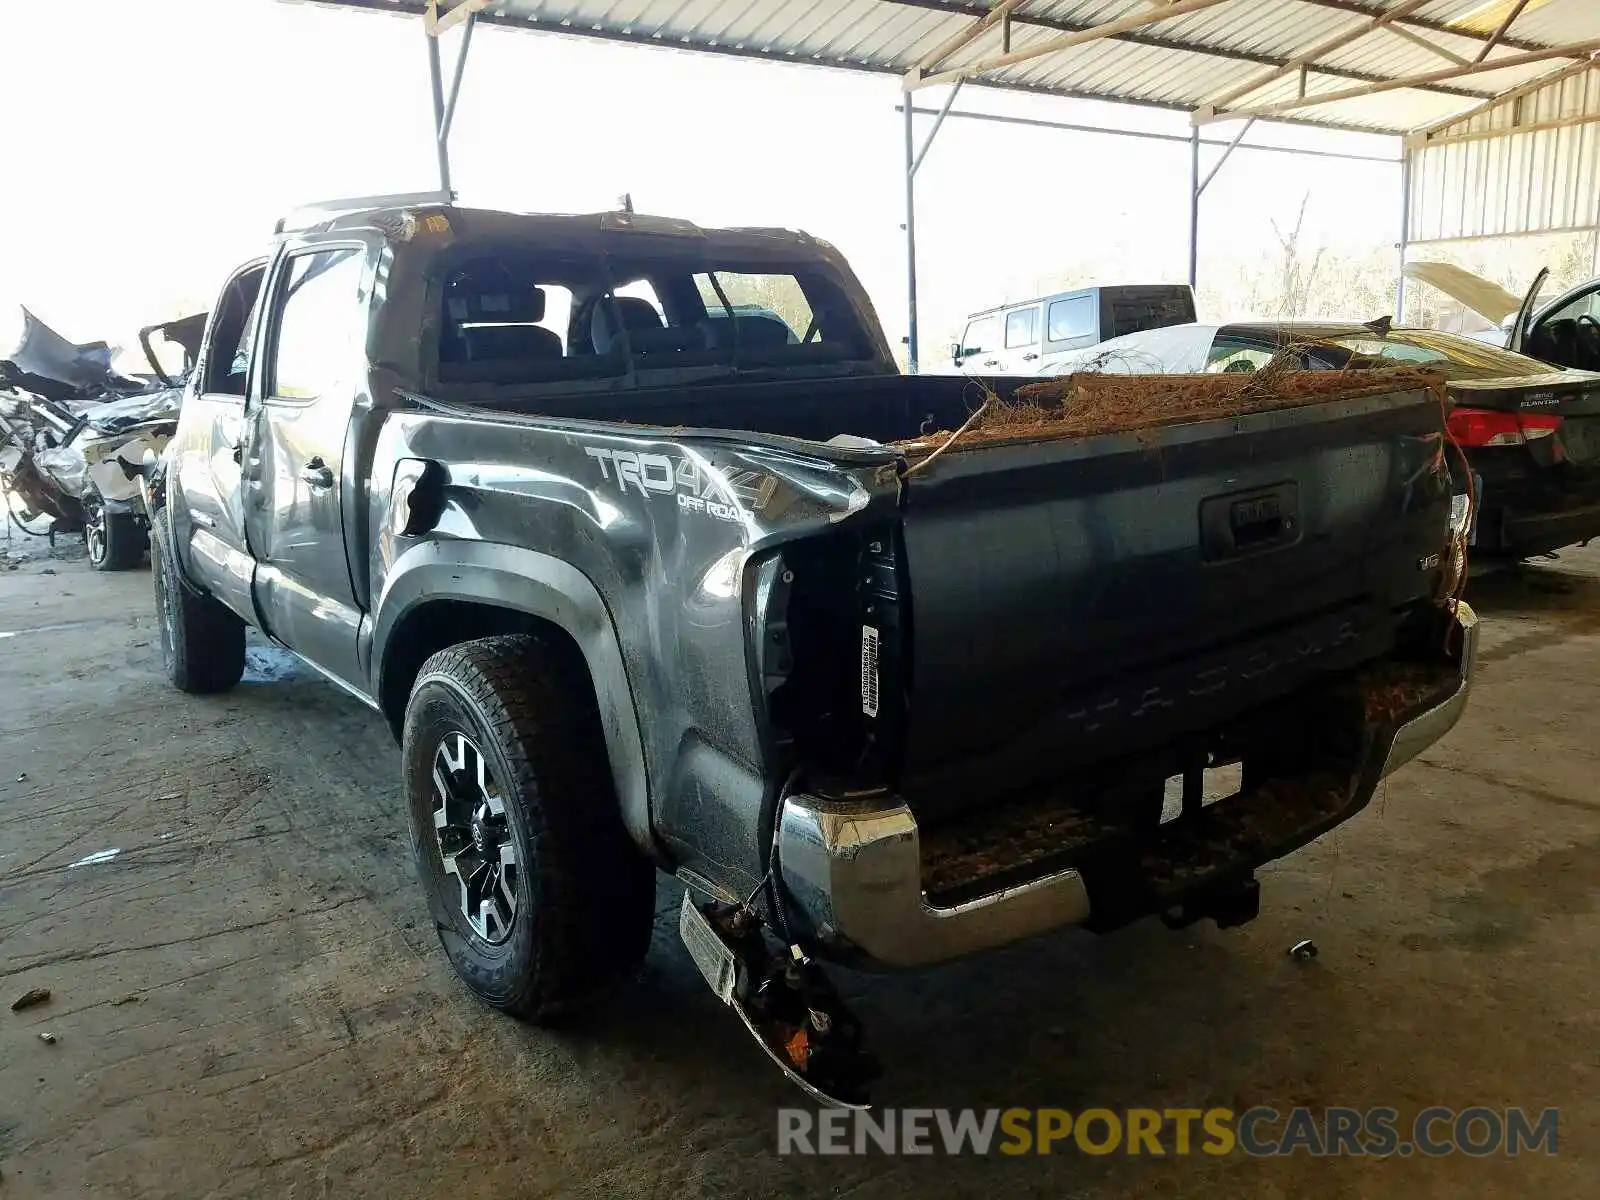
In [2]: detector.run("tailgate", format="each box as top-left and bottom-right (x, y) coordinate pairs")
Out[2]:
(896, 389), (1450, 806)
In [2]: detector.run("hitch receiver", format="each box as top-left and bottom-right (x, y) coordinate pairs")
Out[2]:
(1160, 874), (1261, 931)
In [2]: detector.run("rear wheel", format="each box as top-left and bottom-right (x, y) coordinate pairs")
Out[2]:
(403, 635), (656, 1022)
(84, 488), (147, 571)
(149, 520), (246, 693)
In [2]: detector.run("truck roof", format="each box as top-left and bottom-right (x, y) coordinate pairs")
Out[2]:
(279, 199), (830, 259)
(964, 283), (1191, 320)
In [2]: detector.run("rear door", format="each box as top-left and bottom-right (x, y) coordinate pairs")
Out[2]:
(1000, 304), (1042, 373)
(171, 259), (267, 623)
(243, 241), (372, 689)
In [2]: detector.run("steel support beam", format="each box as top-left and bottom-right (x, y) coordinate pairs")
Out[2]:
(1295, 0), (1558, 58)
(1383, 22), (1471, 68)
(910, 81), (964, 176)
(1412, 58), (1598, 138)
(911, 0), (1025, 78)
(903, 98), (921, 374)
(426, 0), (492, 37)
(1474, 0), (1534, 64)
(895, 103), (1398, 163)
(1396, 151), (1413, 320)
(1197, 117), (1256, 196)
(1200, 0), (1431, 114)
(1187, 116), (1254, 291)
(884, 0), (1495, 102)
(1188, 126), (1201, 289)
(426, 18), (452, 195)
(439, 11), (477, 143)
(918, 0), (1233, 90)
(1413, 111), (1600, 149)
(1198, 37), (1600, 124)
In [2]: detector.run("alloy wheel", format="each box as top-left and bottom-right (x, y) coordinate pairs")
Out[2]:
(84, 495), (107, 566)
(431, 731), (519, 944)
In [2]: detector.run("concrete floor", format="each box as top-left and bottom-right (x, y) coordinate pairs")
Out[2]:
(0, 542), (1595, 1199)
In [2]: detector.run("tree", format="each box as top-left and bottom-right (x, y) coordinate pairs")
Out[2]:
(1267, 194), (1326, 320)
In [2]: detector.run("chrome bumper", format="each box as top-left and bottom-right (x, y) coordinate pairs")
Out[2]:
(779, 799), (1094, 970)
(1379, 601), (1478, 778)
(779, 602), (1479, 970)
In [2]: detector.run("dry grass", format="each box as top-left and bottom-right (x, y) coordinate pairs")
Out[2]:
(896, 363), (1448, 458)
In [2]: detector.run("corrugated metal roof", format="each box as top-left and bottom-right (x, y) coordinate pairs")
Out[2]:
(307, 0), (1600, 133)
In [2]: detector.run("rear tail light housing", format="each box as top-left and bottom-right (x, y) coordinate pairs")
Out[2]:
(1446, 406), (1562, 447)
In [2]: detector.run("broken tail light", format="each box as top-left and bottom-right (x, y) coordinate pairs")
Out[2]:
(1446, 407), (1562, 448)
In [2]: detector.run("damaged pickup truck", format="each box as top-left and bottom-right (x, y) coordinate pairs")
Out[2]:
(148, 198), (1477, 1105)
(0, 308), (203, 569)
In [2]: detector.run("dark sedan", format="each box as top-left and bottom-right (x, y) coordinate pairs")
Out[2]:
(1050, 321), (1600, 560)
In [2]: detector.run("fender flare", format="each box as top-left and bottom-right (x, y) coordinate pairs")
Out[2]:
(371, 540), (655, 857)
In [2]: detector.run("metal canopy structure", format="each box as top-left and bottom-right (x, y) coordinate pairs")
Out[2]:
(301, 0), (1600, 364)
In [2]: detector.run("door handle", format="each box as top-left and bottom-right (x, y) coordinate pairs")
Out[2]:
(300, 457), (334, 489)
(982, 358), (999, 367)
(1022, 352), (1039, 361)
(231, 443), (242, 465)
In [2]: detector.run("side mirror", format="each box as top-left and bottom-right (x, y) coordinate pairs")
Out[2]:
(949, 342), (964, 364)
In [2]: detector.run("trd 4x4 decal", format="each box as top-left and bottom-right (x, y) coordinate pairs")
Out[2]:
(584, 447), (777, 522)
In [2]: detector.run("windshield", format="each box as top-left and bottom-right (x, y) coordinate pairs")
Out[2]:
(432, 243), (879, 389)
(1210, 328), (1564, 382)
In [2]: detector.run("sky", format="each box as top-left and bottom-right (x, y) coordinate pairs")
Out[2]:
(1, 0), (1406, 364)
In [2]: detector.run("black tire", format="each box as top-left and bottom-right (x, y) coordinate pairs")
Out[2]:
(403, 635), (656, 1022)
(84, 488), (147, 571)
(149, 519), (246, 694)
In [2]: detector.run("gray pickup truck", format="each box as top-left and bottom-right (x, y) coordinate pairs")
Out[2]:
(148, 197), (1476, 1104)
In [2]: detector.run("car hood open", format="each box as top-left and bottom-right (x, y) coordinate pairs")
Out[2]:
(1404, 262), (1524, 326)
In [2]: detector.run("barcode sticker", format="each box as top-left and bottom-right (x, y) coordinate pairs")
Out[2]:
(861, 625), (880, 718)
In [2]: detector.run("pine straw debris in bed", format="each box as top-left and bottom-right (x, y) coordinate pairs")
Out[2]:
(895, 362), (1448, 462)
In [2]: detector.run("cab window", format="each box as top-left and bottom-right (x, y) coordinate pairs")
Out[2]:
(961, 315), (1000, 357)
(268, 248), (367, 401)
(201, 264), (267, 398)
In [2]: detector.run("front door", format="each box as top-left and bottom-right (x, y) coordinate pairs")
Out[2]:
(242, 242), (371, 689)
(172, 260), (267, 624)
(956, 314), (1002, 374)
(1524, 274), (1600, 371)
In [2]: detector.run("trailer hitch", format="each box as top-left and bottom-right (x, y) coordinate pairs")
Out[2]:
(1159, 873), (1261, 931)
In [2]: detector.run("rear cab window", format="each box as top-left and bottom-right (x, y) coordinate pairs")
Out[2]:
(430, 244), (878, 390)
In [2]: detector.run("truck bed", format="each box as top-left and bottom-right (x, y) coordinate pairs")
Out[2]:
(447, 367), (1452, 822)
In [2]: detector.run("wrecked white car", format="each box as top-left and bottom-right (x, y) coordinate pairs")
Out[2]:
(0, 310), (204, 570)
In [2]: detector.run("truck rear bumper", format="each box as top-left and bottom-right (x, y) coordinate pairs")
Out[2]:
(779, 603), (1478, 969)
